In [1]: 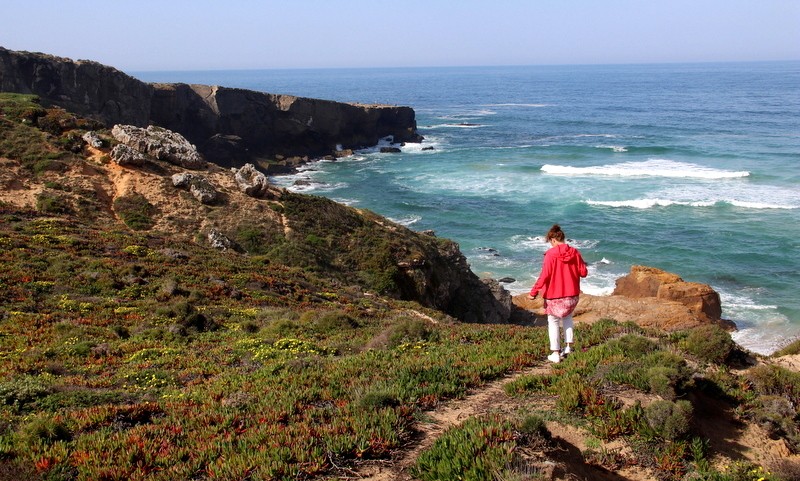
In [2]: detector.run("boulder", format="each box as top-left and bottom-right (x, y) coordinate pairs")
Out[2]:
(111, 125), (206, 169)
(110, 144), (146, 167)
(171, 173), (219, 205)
(82, 131), (104, 148)
(614, 265), (722, 323)
(481, 278), (513, 322)
(334, 149), (354, 158)
(613, 265), (683, 298)
(233, 163), (281, 199)
(380, 147), (402, 153)
(208, 230), (234, 251)
(658, 282), (722, 323)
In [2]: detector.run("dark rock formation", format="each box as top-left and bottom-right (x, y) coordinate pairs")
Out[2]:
(396, 236), (512, 324)
(150, 83), (421, 166)
(0, 47), (152, 126)
(0, 47), (422, 167)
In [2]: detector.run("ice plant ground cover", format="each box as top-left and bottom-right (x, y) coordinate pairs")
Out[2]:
(0, 92), (798, 480)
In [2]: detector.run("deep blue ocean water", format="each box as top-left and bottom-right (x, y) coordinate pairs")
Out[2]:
(134, 62), (800, 355)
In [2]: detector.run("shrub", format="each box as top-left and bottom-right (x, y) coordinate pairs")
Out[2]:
(236, 225), (271, 254)
(158, 301), (220, 333)
(746, 364), (800, 407)
(751, 395), (800, 450)
(20, 415), (72, 446)
(34, 389), (123, 412)
(412, 415), (516, 481)
(358, 388), (400, 410)
(647, 366), (681, 400)
(679, 325), (735, 364)
(518, 415), (551, 446)
(643, 399), (693, 441)
(113, 193), (157, 230)
(616, 334), (658, 357)
(0, 375), (54, 411)
(35, 192), (71, 214)
(773, 338), (800, 357)
(386, 318), (437, 348)
(304, 310), (359, 335)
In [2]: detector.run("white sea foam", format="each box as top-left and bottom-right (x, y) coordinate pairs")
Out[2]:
(331, 197), (360, 206)
(482, 103), (552, 108)
(586, 199), (715, 209)
(388, 215), (422, 226)
(542, 159), (750, 179)
(729, 200), (798, 210)
(573, 134), (620, 138)
(508, 235), (599, 252)
(586, 199), (797, 210)
(720, 290), (793, 355)
(425, 123), (486, 129)
(596, 145), (628, 152)
(439, 109), (496, 120)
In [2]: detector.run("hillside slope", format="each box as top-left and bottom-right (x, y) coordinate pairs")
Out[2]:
(1, 93), (799, 481)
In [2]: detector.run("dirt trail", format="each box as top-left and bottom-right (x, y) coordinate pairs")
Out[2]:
(352, 364), (553, 481)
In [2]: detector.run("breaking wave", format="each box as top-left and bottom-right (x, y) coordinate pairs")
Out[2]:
(542, 159), (750, 179)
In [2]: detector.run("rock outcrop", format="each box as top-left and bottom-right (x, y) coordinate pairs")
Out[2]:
(0, 47), (422, 167)
(111, 125), (206, 169)
(394, 235), (513, 324)
(171, 173), (219, 205)
(613, 265), (723, 324)
(512, 266), (735, 331)
(233, 163), (282, 200)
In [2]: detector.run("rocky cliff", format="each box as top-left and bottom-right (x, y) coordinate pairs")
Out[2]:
(0, 48), (152, 126)
(149, 83), (422, 168)
(0, 47), (422, 167)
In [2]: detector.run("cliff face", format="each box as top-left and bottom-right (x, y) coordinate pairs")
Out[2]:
(0, 47), (153, 126)
(150, 83), (422, 167)
(0, 47), (422, 167)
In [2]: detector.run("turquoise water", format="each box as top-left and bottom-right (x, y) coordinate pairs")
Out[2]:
(134, 63), (800, 354)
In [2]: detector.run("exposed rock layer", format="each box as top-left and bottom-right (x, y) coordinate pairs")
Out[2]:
(0, 47), (422, 167)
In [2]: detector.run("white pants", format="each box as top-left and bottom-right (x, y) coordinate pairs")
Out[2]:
(548, 313), (574, 351)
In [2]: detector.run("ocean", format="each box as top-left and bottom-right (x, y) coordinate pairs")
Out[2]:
(133, 62), (800, 355)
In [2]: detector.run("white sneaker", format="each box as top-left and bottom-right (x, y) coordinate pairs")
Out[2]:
(547, 352), (561, 363)
(563, 346), (572, 356)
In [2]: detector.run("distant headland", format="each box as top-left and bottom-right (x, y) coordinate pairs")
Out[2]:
(0, 46), (423, 172)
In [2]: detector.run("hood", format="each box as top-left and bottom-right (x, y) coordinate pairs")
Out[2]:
(552, 243), (578, 262)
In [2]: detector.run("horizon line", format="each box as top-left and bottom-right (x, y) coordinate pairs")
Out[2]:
(128, 58), (800, 74)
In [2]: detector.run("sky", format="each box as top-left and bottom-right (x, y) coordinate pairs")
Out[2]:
(1, 0), (798, 72)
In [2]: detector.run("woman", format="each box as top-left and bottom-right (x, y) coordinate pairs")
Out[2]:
(528, 224), (588, 363)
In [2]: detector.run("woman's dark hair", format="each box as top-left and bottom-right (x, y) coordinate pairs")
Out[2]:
(546, 224), (565, 242)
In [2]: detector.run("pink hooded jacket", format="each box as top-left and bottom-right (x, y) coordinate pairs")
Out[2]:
(530, 243), (588, 299)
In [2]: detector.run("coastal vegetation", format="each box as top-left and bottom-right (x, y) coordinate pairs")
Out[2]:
(1, 93), (799, 480)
